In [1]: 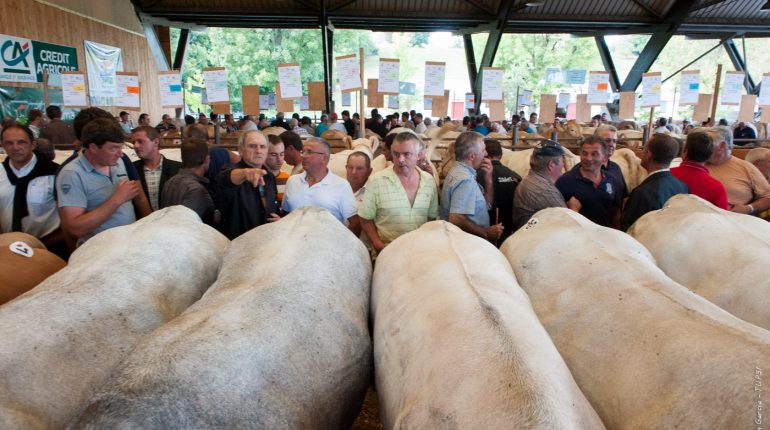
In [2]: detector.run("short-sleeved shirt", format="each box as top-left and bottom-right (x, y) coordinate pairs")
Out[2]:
(512, 170), (566, 231)
(56, 152), (136, 243)
(670, 161), (728, 209)
(359, 167), (438, 244)
(283, 170), (358, 222)
(440, 161), (489, 228)
(555, 164), (624, 227)
(707, 156), (770, 206)
(0, 154), (60, 238)
(602, 160), (629, 199)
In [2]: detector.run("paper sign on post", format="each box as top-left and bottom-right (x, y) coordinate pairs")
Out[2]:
(546, 68), (563, 84)
(389, 95), (399, 109)
(539, 94), (557, 124)
(642, 72), (661, 107)
(61, 72), (88, 107)
(721, 71), (745, 105)
(203, 68), (229, 103)
(558, 93), (571, 107)
(693, 93), (712, 123)
(115, 72), (140, 110)
(738, 95), (757, 122)
(277, 63), (302, 99)
(587, 72), (610, 105)
(565, 69), (586, 85)
(424, 62), (446, 97)
(424, 97), (433, 110)
(481, 67), (503, 101)
(679, 70), (700, 105)
(619, 92), (636, 120)
(259, 94), (270, 109)
(336, 54), (361, 92)
(758, 73), (770, 106)
(342, 91), (351, 107)
(518, 90), (532, 106)
(378, 59), (400, 94)
(465, 93), (475, 109)
(158, 71), (183, 107)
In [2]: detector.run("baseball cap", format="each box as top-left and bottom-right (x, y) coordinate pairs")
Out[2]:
(533, 140), (564, 157)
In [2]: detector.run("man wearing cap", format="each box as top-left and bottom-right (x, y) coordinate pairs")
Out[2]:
(329, 113), (346, 133)
(512, 141), (578, 231)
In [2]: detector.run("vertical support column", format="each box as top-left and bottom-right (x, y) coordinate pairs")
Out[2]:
(473, 0), (515, 114)
(321, 0), (334, 114)
(463, 34), (477, 97)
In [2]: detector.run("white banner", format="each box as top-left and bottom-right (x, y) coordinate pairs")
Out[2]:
(587, 71), (610, 104)
(721, 71), (745, 105)
(203, 68), (229, 103)
(158, 71), (182, 107)
(277, 63), (302, 99)
(84, 40), (122, 101)
(758, 73), (770, 106)
(679, 71), (700, 105)
(424, 62), (446, 97)
(641, 72), (661, 107)
(61, 72), (87, 107)
(336, 54), (361, 92)
(378, 59), (400, 94)
(115, 73), (140, 109)
(481, 67), (503, 101)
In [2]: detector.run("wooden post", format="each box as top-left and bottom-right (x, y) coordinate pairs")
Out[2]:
(359, 48), (366, 139)
(647, 106), (655, 144)
(709, 64), (722, 126)
(43, 72), (50, 107)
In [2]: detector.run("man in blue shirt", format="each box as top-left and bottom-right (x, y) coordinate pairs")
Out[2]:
(441, 131), (503, 242)
(556, 135), (624, 228)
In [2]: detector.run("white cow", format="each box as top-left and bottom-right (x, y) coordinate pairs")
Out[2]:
(500, 207), (770, 429)
(327, 136), (381, 178)
(372, 221), (605, 429)
(628, 194), (770, 330)
(0, 206), (228, 430)
(610, 147), (647, 192)
(69, 207), (372, 429)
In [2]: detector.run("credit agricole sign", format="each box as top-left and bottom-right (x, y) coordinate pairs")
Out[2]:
(0, 33), (78, 83)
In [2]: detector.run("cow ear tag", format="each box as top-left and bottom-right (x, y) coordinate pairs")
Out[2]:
(10, 241), (34, 258)
(524, 218), (539, 230)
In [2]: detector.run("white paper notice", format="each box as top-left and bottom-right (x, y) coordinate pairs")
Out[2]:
(342, 91), (351, 107)
(518, 90), (532, 106)
(388, 95), (399, 109)
(424, 97), (433, 110)
(277, 64), (302, 99)
(721, 71), (745, 105)
(203, 68), (229, 103)
(300, 96), (309, 110)
(336, 54), (361, 92)
(378, 59), (400, 94)
(642, 73), (661, 107)
(465, 93), (475, 109)
(558, 92), (571, 107)
(259, 94), (270, 109)
(158, 71), (183, 107)
(759, 74), (770, 106)
(61, 73), (87, 107)
(481, 67), (503, 101)
(679, 71), (700, 105)
(587, 72), (610, 104)
(115, 73), (140, 108)
(424, 62), (446, 97)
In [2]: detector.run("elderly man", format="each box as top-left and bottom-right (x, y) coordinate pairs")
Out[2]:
(594, 124), (628, 196)
(265, 134), (289, 202)
(620, 134), (689, 231)
(512, 141), (578, 231)
(132, 126), (181, 211)
(670, 131), (728, 209)
(360, 132), (438, 252)
(346, 151), (372, 208)
(706, 126), (770, 216)
(282, 137), (359, 231)
(746, 148), (770, 181)
(1, 124), (59, 240)
(440, 131), (503, 241)
(216, 131), (279, 239)
(161, 138), (215, 226)
(279, 130), (303, 176)
(556, 135), (624, 227)
(56, 118), (141, 245)
(40, 105), (75, 148)
(477, 139), (521, 242)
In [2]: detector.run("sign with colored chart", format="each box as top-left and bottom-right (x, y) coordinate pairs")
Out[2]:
(679, 70), (700, 105)
(203, 67), (229, 103)
(378, 58), (400, 94)
(481, 67), (503, 101)
(721, 71), (745, 105)
(61, 72), (87, 107)
(158, 71), (183, 107)
(641, 72), (661, 107)
(465, 93), (475, 109)
(587, 71), (610, 104)
(336, 54), (361, 92)
(277, 63), (302, 99)
(424, 62), (446, 97)
(115, 72), (140, 109)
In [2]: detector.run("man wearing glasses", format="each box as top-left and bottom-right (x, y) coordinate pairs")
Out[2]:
(282, 137), (359, 233)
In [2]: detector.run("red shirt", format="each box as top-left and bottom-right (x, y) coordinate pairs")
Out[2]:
(670, 161), (728, 209)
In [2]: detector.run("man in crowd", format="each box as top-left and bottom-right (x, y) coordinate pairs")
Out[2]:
(282, 137), (359, 232)
(342, 110), (356, 137)
(40, 105), (75, 148)
(556, 135), (624, 227)
(670, 131), (728, 209)
(315, 114), (329, 137)
(477, 139), (521, 243)
(132, 126), (181, 211)
(746, 148), (770, 181)
(161, 138), (215, 226)
(279, 130), (304, 176)
(706, 126), (770, 216)
(733, 121), (757, 147)
(118, 111), (133, 135)
(360, 132), (437, 253)
(512, 141), (578, 231)
(216, 130), (279, 239)
(56, 118), (141, 245)
(653, 117), (671, 133)
(329, 113), (346, 133)
(265, 134), (289, 202)
(594, 124), (628, 197)
(620, 134), (689, 231)
(413, 113), (427, 134)
(27, 109), (44, 139)
(1, 124), (60, 241)
(346, 151), (372, 209)
(529, 112), (538, 125)
(271, 112), (290, 130)
(440, 131), (503, 242)
(519, 120), (536, 134)
(368, 114), (388, 139)
(240, 115), (258, 131)
(137, 113), (151, 126)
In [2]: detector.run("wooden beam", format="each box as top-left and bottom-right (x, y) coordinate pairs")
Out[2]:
(630, 0), (662, 18)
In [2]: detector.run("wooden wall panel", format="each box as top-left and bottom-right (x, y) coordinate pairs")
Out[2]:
(0, 0), (172, 123)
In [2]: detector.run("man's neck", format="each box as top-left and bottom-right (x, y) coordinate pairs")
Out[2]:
(306, 168), (328, 185)
(10, 154), (35, 171)
(143, 153), (162, 170)
(579, 166), (602, 183)
(191, 165), (207, 177)
(267, 167), (280, 177)
(83, 151), (110, 174)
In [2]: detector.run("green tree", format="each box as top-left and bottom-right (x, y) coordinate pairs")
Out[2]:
(409, 32), (430, 47)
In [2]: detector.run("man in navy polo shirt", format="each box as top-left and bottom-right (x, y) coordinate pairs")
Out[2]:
(556, 135), (624, 228)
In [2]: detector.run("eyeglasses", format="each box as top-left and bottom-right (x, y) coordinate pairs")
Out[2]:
(301, 150), (326, 156)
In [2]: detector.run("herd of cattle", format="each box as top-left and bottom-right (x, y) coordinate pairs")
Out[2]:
(1, 190), (768, 428)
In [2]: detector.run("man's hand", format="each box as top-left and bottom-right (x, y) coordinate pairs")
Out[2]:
(479, 157), (493, 180)
(111, 180), (141, 205)
(485, 223), (504, 241)
(729, 203), (753, 215)
(267, 212), (281, 223)
(243, 168), (266, 187)
(567, 196), (582, 212)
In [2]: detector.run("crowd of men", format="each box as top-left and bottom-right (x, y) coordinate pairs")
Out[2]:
(2, 105), (770, 263)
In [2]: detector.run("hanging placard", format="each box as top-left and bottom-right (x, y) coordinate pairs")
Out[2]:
(518, 90), (533, 106)
(61, 72), (88, 108)
(388, 95), (399, 109)
(481, 67), (503, 102)
(738, 95), (757, 122)
(341, 91), (351, 107)
(277, 63), (302, 99)
(546, 68), (563, 84)
(641, 72), (661, 107)
(587, 72), (610, 105)
(423, 97), (433, 110)
(424, 61), (446, 97)
(721, 71), (745, 105)
(679, 70), (700, 105)
(465, 93), (475, 109)
(203, 67), (229, 103)
(565, 69), (587, 85)
(115, 72), (140, 110)
(336, 54), (361, 92)
(378, 59), (400, 95)
(557, 93), (571, 107)
(758, 73), (770, 107)
(259, 94), (270, 109)
(158, 71), (183, 108)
